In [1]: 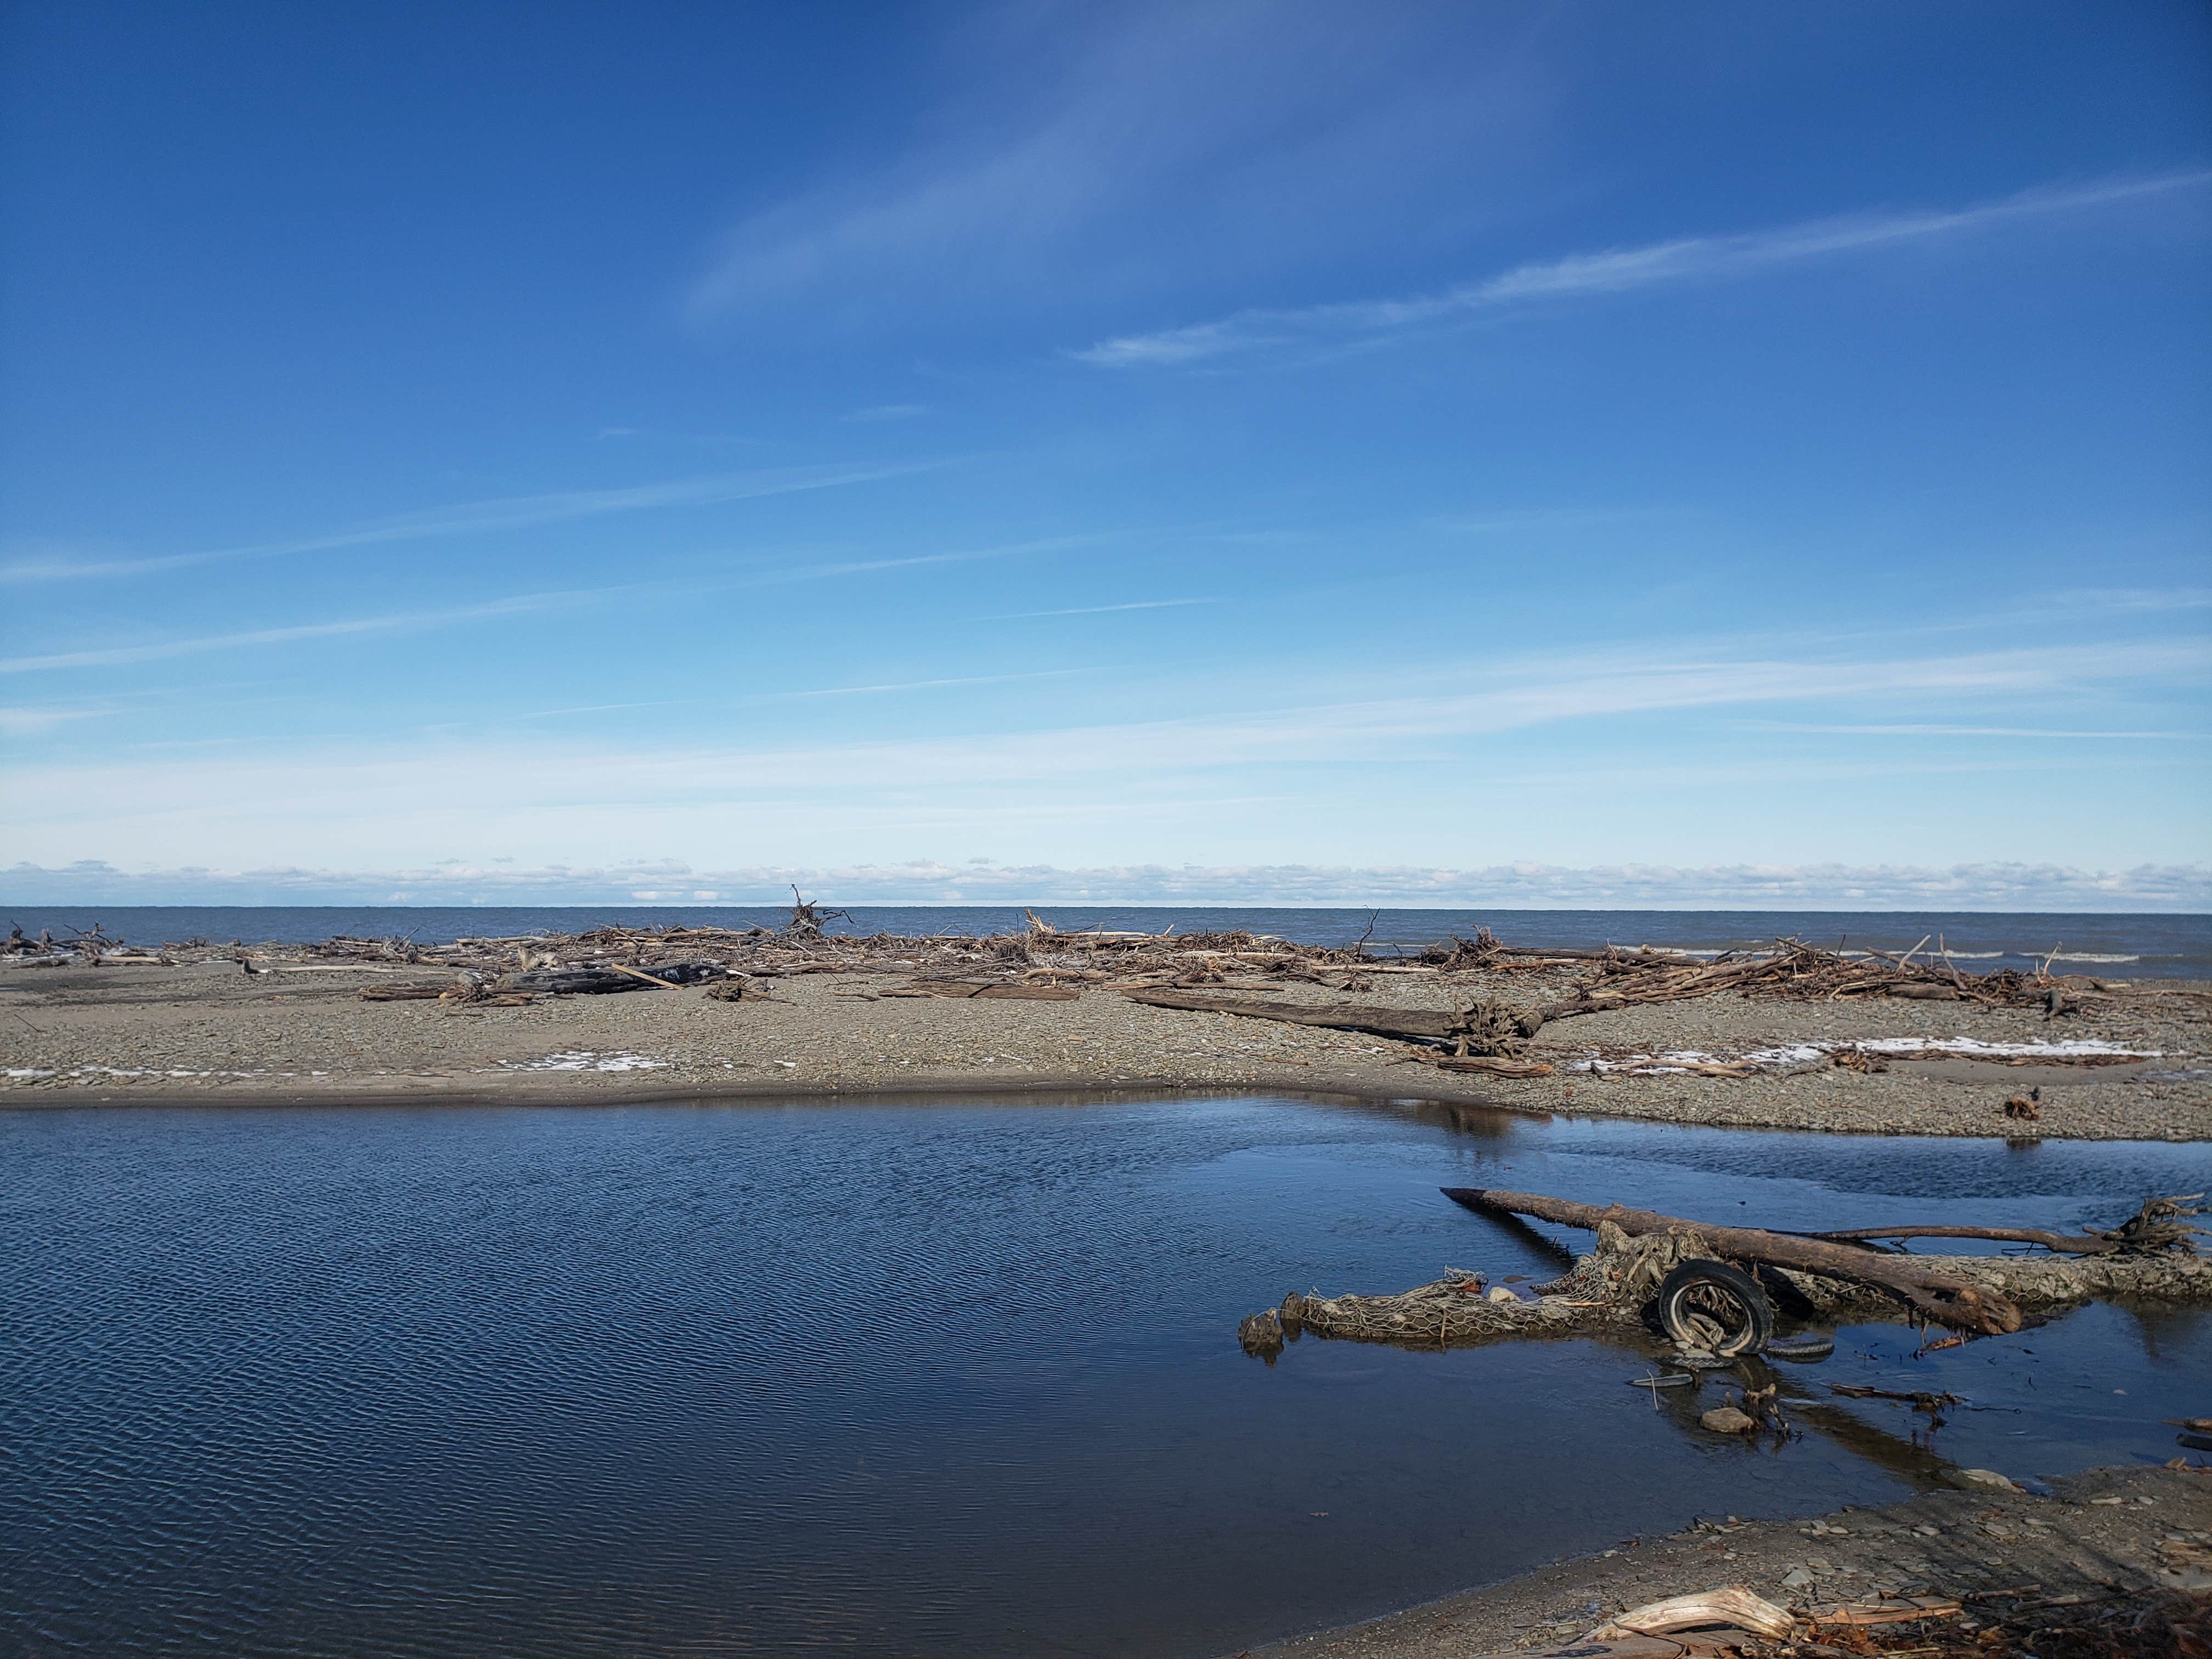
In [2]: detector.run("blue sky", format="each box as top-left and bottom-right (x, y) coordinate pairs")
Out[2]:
(3, 2), (2208, 906)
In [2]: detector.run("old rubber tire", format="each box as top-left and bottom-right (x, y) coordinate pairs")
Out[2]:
(1655, 1259), (1774, 1357)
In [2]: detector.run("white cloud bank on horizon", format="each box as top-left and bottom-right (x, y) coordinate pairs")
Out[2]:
(7, 858), (2205, 911)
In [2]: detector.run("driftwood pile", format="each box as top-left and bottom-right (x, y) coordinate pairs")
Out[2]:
(1069, 927), (2171, 1070)
(1239, 1189), (2209, 1359)
(294, 904), (1374, 987)
(1557, 934), (2111, 1015)
(289, 902), (1443, 1007)
(2, 922), (178, 967)
(1454, 1189), (2037, 1333)
(1764, 1588), (2211, 1659)
(11, 910), (2196, 1080)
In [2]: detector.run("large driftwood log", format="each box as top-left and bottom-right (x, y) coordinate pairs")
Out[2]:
(1443, 1188), (2024, 1334)
(1592, 1588), (1796, 1642)
(1816, 1194), (2204, 1257)
(1120, 989), (1461, 1042)
(1814, 1224), (2118, 1254)
(502, 960), (725, 995)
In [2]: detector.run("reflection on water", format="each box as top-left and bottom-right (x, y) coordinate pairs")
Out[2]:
(2, 1098), (2207, 1657)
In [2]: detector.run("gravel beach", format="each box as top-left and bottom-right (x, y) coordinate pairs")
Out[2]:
(1248, 1464), (2211, 1657)
(4, 957), (2207, 1138)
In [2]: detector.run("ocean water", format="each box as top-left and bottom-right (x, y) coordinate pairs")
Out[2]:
(3, 1097), (2208, 1657)
(5, 905), (2208, 977)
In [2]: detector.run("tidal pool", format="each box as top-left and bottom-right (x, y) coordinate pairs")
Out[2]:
(3, 1096), (2207, 1656)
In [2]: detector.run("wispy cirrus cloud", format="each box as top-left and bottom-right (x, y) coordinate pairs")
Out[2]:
(517, 699), (693, 722)
(1742, 722), (2207, 740)
(1074, 172), (2212, 367)
(1, 461), (938, 585)
(734, 532), (1107, 591)
(681, 6), (1548, 326)
(513, 669), (1098, 724)
(760, 669), (1091, 701)
(3, 533), (1110, 674)
(0, 591), (601, 674)
(4, 634), (2201, 875)
(9, 633), (2200, 773)
(0, 702), (116, 735)
(985, 597), (1222, 620)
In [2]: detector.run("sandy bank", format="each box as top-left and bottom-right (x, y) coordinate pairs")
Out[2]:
(1246, 1463), (2210, 1657)
(4, 956), (2208, 1137)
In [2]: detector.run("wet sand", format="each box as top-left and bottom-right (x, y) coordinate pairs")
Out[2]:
(4, 957), (2208, 1138)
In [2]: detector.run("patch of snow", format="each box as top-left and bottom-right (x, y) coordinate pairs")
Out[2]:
(1570, 1035), (2159, 1076)
(500, 1050), (665, 1073)
(1742, 1044), (1829, 1065)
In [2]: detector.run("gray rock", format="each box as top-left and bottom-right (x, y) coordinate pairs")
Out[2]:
(1948, 1468), (2022, 1492)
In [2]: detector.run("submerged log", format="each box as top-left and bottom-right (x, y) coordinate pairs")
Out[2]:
(1443, 1187), (2024, 1334)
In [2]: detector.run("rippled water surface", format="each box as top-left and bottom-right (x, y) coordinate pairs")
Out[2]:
(4, 1098), (2209, 1657)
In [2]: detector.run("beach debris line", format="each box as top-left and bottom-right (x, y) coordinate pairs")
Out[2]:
(13, 909), (2166, 1011)
(16, 915), (2205, 1105)
(15, 914), (2198, 1051)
